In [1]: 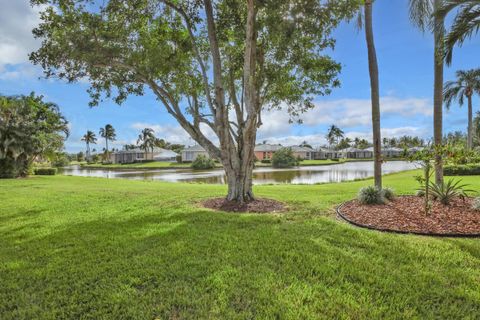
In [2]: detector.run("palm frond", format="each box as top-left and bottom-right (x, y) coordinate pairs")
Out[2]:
(442, 1), (480, 64)
(409, 0), (434, 32)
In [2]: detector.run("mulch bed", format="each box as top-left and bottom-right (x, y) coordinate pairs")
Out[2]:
(202, 197), (286, 213)
(338, 196), (480, 236)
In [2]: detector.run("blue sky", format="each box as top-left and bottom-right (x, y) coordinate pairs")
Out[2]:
(0, 0), (479, 153)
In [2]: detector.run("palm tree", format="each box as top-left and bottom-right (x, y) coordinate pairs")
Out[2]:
(435, 1), (480, 65)
(326, 125), (344, 149)
(81, 130), (97, 161)
(409, 0), (445, 186)
(473, 111), (480, 146)
(137, 128), (156, 160)
(99, 124), (116, 156)
(444, 69), (480, 150)
(356, 0), (382, 188)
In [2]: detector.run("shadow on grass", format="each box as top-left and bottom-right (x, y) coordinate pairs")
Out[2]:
(1, 207), (480, 319)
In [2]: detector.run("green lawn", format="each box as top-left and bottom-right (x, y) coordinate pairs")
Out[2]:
(1, 171), (480, 319)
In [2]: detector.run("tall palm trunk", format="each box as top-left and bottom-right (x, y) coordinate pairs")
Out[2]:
(433, 0), (444, 185)
(467, 93), (473, 149)
(86, 142), (90, 161)
(364, 0), (382, 189)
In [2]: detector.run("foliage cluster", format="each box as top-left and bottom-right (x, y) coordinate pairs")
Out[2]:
(0, 93), (68, 178)
(444, 164), (480, 176)
(271, 148), (298, 168)
(34, 168), (57, 175)
(191, 155), (216, 170)
(357, 186), (385, 205)
(428, 179), (473, 205)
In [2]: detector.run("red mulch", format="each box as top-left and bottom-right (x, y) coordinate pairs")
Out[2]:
(202, 197), (286, 213)
(339, 196), (480, 236)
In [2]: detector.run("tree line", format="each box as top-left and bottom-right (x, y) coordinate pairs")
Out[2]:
(81, 126), (184, 163)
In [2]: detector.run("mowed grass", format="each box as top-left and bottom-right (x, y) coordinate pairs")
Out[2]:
(1, 171), (480, 319)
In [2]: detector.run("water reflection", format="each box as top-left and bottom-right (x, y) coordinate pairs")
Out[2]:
(60, 161), (416, 185)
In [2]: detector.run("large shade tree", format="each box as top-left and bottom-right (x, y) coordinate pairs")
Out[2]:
(443, 68), (480, 150)
(30, 0), (359, 202)
(409, 0), (445, 185)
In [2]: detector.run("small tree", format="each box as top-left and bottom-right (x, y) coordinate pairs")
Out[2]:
(76, 151), (85, 162)
(137, 128), (156, 161)
(271, 148), (298, 168)
(410, 146), (436, 215)
(191, 155), (215, 170)
(99, 124), (116, 160)
(81, 130), (97, 162)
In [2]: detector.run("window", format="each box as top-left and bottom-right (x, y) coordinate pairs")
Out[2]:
(137, 153), (144, 159)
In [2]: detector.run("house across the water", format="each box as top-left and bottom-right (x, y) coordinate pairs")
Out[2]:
(110, 147), (178, 164)
(254, 144), (314, 160)
(181, 145), (210, 162)
(337, 147), (373, 159)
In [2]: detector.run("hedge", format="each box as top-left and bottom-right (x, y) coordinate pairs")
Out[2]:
(444, 164), (480, 176)
(34, 168), (57, 175)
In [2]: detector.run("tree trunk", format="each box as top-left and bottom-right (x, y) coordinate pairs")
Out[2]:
(433, 0), (444, 186)
(364, 0), (382, 189)
(468, 94), (473, 150)
(224, 157), (255, 202)
(221, 0), (257, 203)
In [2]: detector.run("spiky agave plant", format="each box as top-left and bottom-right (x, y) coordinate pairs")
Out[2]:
(428, 179), (475, 205)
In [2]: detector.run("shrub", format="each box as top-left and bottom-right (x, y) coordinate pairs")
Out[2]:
(260, 159), (271, 164)
(34, 168), (57, 175)
(382, 187), (395, 201)
(271, 148), (298, 168)
(472, 197), (480, 211)
(428, 179), (473, 205)
(191, 155), (215, 170)
(416, 189), (425, 197)
(175, 155), (182, 163)
(444, 164), (480, 176)
(358, 186), (385, 205)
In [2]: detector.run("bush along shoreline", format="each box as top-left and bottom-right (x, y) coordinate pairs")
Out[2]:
(444, 164), (480, 176)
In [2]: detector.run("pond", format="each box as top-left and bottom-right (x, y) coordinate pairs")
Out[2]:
(60, 161), (417, 185)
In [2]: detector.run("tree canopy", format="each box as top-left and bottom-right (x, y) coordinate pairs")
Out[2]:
(30, 0), (360, 201)
(0, 93), (69, 178)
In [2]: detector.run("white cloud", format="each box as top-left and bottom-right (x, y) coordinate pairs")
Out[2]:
(0, 1), (45, 78)
(258, 96), (432, 132)
(259, 126), (429, 148)
(131, 122), (218, 146)
(0, 64), (39, 80)
(0, 1), (44, 66)
(129, 96), (432, 148)
(255, 96), (432, 143)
